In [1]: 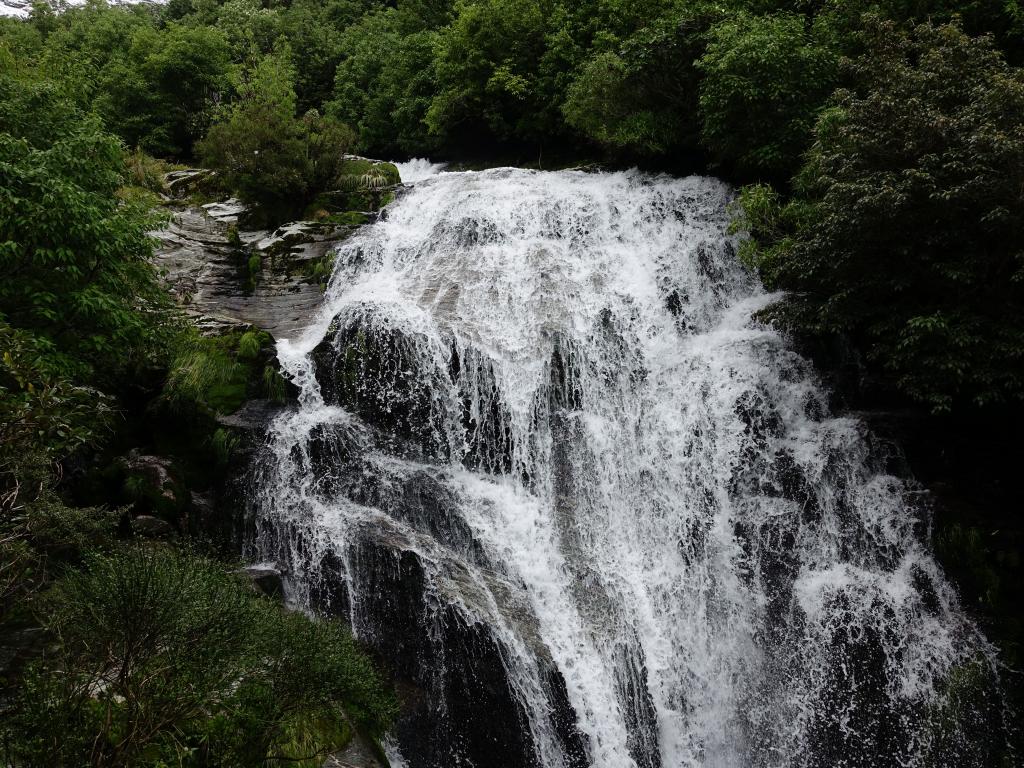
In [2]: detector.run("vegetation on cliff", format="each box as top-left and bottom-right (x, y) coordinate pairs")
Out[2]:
(0, 53), (394, 765)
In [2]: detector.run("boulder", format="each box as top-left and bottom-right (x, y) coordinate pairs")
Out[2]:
(311, 316), (442, 458)
(131, 515), (176, 538)
(119, 453), (188, 525)
(237, 563), (286, 599)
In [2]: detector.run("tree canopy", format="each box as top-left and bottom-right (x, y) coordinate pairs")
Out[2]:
(737, 17), (1024, 411)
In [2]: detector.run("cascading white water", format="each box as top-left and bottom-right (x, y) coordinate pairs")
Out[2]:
(249, 168), (1010, 768)
(393, 158), (447, 183)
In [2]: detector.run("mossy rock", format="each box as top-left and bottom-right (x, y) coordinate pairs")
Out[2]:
(116, 454), (189, 524)
(326, 211), (370, 227)
(162, 328), (279, 418)
(316, 189), (374, 213)
(312, 316), (441, 455)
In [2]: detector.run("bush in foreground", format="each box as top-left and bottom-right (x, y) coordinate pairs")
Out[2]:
(2, 548), (396, 768)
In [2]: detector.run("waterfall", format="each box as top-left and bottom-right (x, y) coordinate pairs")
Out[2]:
(249, 168), (1011, 768)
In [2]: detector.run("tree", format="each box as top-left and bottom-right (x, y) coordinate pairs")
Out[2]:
(698, 11), (839, 178)
(0, 71), (170, 384)
(563, 4), (726, 156)
(736, 17), (1024, 411)
(426, 0), (561, 149)
(198, 48), (355, 216)
(329, 7), (440, 156)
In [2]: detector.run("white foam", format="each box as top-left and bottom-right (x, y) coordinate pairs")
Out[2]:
(251, 168), (1005, 767)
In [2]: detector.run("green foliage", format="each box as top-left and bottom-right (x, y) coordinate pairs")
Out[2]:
(96, 23), (231, 156)
(0, 323), (111, 469)
(19, 4), (233, 157)
(213, 0), (283, 59)
(737, 17), (1024, 411)
(329, 8), (441, 155)
(0, 462), (117, 621)
(0, 69), (172, 385)
(1, 548), (396, 767)
(698, 11), (839, 177)
(0, 324), (121, 614)
(198, 48), (356, 215)
(226, 222), (243, 247)
(426, 0), (561, 145)
(563, 4), (724, 155)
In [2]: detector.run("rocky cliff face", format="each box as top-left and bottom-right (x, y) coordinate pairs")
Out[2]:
(153, 170), (361, 338)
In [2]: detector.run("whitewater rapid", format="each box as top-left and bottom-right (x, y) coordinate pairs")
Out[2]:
(250, 168), (1009, 768)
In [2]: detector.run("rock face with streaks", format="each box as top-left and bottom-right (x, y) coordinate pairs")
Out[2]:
(151, 195), (350, 338)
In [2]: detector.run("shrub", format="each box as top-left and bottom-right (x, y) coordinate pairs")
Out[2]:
(1, 548), (396, 767)
(198, 48), (355, 217)
(124, 146), (168, 193)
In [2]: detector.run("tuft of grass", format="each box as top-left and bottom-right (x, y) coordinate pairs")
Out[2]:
(208, 427), (240, 467)
(238, 330), (265, 361)
(124, 147), (169, 194)
(161, 333), (246, 416)
(263, 365), (288, 401)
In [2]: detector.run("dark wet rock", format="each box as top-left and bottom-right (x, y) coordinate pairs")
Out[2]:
(187, 490), (219, 538)
(217, 398), (290, 435)
(196, 400), (293, 550)
(277, 509), (588, 768)
(614, 644), (661, 768)
(238, 564), (286, 598)
(131, 514), (176, 538)
(312, 316), (444, 457)
(451, 345), (516, 474)
(343, 538), (539, 768)
(323, 729), (388, 768)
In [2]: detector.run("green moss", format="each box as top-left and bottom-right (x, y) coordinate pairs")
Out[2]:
(161, 329), (275, 418)
(205, 378), (248, 414)
(328, 211), (370, 226)
(920, 657), (1012, 765)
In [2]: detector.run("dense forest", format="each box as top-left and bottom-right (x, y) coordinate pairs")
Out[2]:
(1, 0), (1022, 764)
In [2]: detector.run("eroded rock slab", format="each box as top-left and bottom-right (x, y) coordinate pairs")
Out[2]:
(151, 192), (358, 338)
